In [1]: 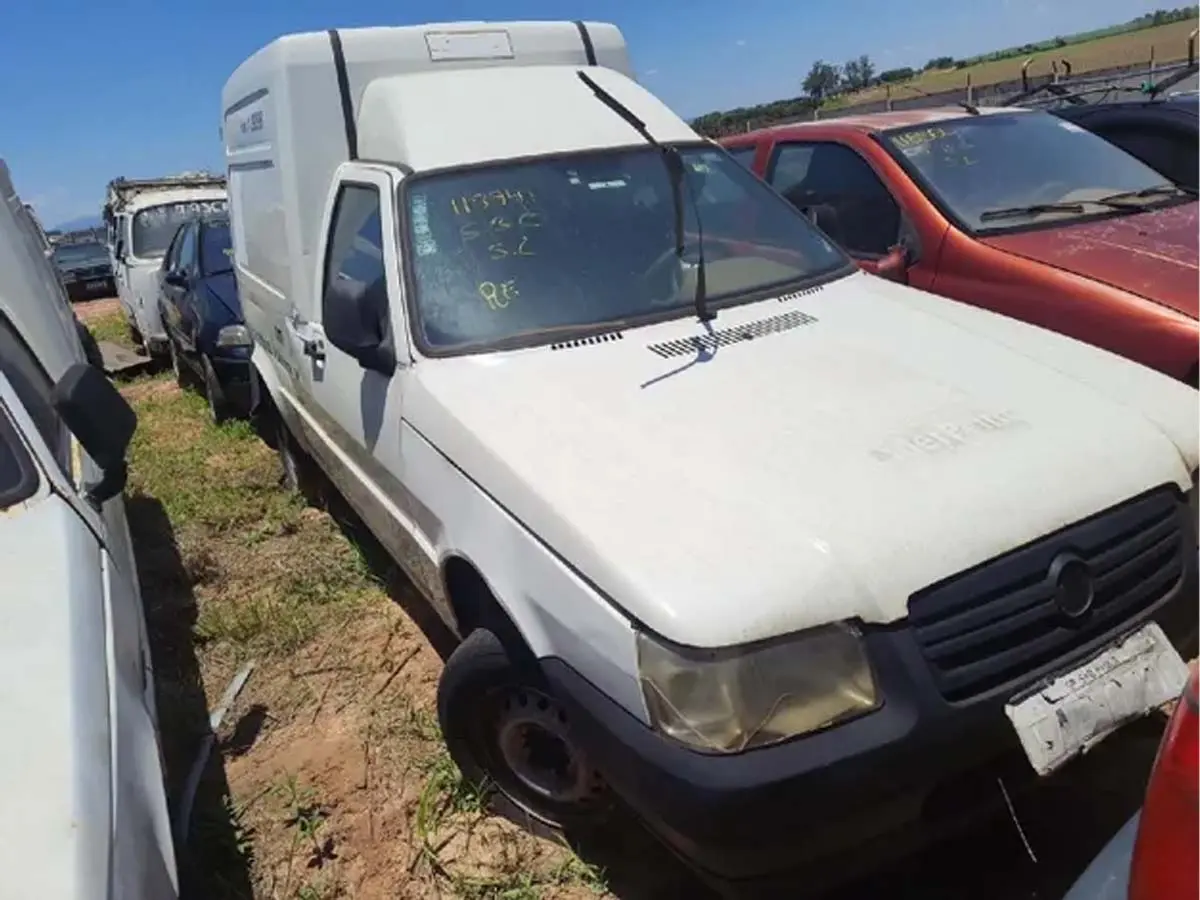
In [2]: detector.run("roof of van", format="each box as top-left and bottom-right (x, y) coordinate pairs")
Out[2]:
(358, 65), (699, 171)
(123, 186), (227, 214)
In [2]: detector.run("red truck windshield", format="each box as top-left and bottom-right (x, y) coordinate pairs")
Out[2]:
(883, 111), (1181, 233)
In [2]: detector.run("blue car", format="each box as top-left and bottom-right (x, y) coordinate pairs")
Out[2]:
(157, 214), (254, 422)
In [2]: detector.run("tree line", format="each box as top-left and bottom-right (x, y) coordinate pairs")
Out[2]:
(691, 5), (1198, 137)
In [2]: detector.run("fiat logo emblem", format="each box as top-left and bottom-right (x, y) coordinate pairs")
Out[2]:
(1047, 552), (1095, 619)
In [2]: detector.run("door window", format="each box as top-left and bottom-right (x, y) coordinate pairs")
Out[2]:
(0, 315), (70, 477)
(768, 142), (902, 257)
(322, 184), (388, 317)
(725, 146), (758, 169)
(176, 223), (199, 275)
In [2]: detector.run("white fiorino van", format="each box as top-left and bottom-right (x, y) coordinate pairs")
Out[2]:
(221, 21), (1198, 896)
(1, 160), (178, 898)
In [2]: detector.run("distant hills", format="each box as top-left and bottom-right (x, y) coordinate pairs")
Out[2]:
(52, 214), (103, 232)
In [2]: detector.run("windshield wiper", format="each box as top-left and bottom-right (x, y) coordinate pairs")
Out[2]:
(576, 71), (713, 324)
(979, 202), (1087, 222)
(1096, 183), (1196, 204)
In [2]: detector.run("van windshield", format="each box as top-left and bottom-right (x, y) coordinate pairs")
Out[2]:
(404, 145), (850, 352)
(882, 111), (1181, 233)
(131, 199), (227, 259)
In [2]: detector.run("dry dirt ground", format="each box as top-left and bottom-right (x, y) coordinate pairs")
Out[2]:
(87, 306), (1182, 900)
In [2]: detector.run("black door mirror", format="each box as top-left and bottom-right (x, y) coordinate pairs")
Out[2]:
(164, 270), (187, 288)
(51, 364), (137, 506)
(323, 277), (396, 375)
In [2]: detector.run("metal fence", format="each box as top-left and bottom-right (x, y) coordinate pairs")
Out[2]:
(719, 31), (1200, 134)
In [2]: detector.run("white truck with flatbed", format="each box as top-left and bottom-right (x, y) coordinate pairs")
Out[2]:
(103, 173), (227, 356)
(222, 21), (1199, 896)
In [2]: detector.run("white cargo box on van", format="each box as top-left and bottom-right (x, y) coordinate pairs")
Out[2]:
(221, 21), (634, 319)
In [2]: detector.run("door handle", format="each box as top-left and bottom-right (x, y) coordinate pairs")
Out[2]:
(302, 338), (326, 362)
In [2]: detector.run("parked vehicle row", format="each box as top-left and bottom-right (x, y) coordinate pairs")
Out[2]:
(209, 20), (1197, 899)
(0, 158), (178, 899)
(103, 173), (226, 356)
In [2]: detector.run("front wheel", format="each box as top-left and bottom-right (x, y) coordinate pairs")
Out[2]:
(437, 628), (611, 832)
(202, 356), (234, 425)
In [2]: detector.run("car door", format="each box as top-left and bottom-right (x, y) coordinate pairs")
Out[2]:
(157, 225), (184, 341)
(162, 223), (198, 351)
(288, 165), (411, 483)
(763, 139), (935, 290)
(0, 315), (175, 894)
(173, 224), (203, 354)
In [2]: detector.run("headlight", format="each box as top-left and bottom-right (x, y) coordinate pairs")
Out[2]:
(215, 324), (252, 348)
(637, 622), (879, 753)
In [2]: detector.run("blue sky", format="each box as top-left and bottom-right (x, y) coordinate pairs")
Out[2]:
(0, 0), (1168, 228)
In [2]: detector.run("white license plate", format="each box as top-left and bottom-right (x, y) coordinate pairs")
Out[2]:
(1005, 622), (1188, 776)
(85, 280), (106, 290)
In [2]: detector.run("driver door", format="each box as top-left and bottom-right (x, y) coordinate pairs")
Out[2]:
(287, 164), (412, 504)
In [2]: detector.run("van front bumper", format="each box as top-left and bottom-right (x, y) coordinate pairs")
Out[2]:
(542, 535), (1196, 895)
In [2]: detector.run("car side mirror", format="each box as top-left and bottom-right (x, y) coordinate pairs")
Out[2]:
(163, 270), (187, 288)
(51, 364), (137, 506)
(875, 244), (912, 284)
(323, 277), (396, 376)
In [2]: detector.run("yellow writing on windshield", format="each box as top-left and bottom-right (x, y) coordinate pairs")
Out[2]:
(450, 189), (537, 215)
(478, 279), (519, 310)
(891, 126), (947, 149)
(459, 212), (542, 260)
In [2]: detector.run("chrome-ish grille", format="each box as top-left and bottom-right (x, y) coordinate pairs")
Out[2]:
(908, 488), (1189, 703)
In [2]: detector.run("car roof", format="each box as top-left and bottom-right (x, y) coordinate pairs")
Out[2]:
(748, 104), (1031, 138)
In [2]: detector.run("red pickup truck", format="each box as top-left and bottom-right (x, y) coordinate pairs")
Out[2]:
(722, 107), (1199, 385)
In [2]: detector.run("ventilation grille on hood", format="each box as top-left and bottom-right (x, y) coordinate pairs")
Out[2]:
(647, 308), (818, 359)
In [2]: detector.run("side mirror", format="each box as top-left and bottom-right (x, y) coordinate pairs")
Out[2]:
(51, 364), (137, 506)
(323, 277), (396, 376)
(163, 270), (187, 288)
(875, 244), (912, 284)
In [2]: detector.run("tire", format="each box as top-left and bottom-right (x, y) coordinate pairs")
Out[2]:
(75, 319), (104, 369)
(167, 337), (191, 389)
(274, 412), (316, 496)
(127, 316), (144, 348)
(201, 355), (233, 425)
(437, 628), (611, 832)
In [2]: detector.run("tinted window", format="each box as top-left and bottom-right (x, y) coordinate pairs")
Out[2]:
(323, 185), (388, 324)
(1096, 126), (1198, 191)
(52, 242), (108, 267)
(726, 146), (757, 169)
(883, 112), (1174, 232)
(0, 316), (69, 476)
(131, 199), (227, 259)
(200, 221), (234, 275)
(0, 410), (38, 511)
(176, 224), (198, 272)
(768, 142), (901, 256)
(405, 145), (849, 352)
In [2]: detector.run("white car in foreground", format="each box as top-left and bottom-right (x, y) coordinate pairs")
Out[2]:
(1, 159), (178, 898)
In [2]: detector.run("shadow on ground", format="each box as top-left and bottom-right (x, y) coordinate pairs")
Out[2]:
(126, 494), (255, 900)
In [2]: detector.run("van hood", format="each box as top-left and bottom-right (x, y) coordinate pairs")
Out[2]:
(0, 493), (112, 897)
(409, 272), (1194, 647)
(981, 203), (1199, 319)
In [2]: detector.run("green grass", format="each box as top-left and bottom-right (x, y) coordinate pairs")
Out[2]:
(86, 309), (133, 348)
